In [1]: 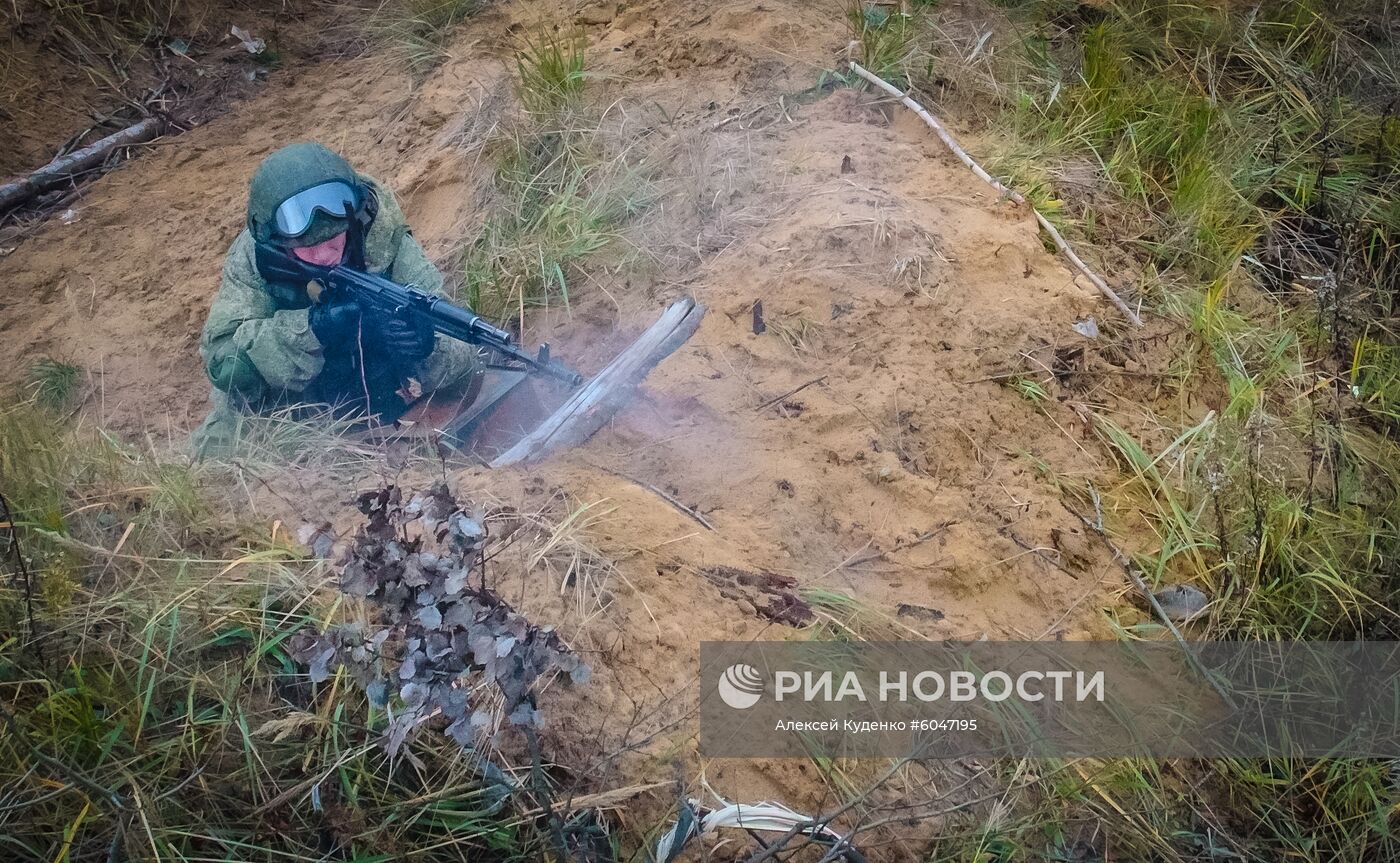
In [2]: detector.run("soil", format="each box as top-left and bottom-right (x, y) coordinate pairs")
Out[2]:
(0, 0), (1157, 855)
(1, 1), (364, 201)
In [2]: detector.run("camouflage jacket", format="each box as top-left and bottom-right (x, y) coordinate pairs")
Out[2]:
(199, 176), (478, 416)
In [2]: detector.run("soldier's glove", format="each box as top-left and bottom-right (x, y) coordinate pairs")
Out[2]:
(308, 299), (363, 347)
(378, 315), (436, 363)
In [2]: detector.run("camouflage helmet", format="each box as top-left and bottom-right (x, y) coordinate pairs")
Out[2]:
(247, 142), (364, 245)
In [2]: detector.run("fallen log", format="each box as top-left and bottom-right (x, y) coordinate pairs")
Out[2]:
(0, 117), (166, 215)
(491, 298), (706, 467)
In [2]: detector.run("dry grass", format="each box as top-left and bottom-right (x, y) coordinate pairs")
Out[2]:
(366, 0), (481, 75)
(871, 1), (1400, 859)
(486, 489), (620, 626)
(0, 383), (626, 859)
(458, 32), (653, 324)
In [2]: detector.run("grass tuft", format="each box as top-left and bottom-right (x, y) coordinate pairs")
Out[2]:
(1350, 334), (1400, 429)
(847, 2), (916, 84)
(367, 0), (481, 76)
(24, 358), (82, 412)
(515, 28), (587, 116)
(458, 33), (651, 323)
(24, 0), (179, 83)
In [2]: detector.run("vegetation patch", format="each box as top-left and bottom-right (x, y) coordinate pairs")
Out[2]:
(459, 30), (651, 324)
(868, 0), (1400, 858)
(0, 377), (607, 859)
(22, 358), (82, 413)
(948, 0), (1400, 639)
(846, 1), (917, 85)
(366, 0), (482, 76)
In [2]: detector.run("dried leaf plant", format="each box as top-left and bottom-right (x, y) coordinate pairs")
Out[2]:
(293, 484), (590, 758)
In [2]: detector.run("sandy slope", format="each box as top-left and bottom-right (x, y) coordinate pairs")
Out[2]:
(1, 0), (1142, 852)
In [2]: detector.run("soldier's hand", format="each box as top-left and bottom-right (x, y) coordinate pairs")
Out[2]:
(308, 299), (362, 347)
(378, 316), (435, 363)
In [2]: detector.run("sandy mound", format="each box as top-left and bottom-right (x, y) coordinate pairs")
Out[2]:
(451, 84), (1125, 818)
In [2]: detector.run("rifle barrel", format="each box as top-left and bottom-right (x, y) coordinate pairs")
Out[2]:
(322, 265), (583, 386)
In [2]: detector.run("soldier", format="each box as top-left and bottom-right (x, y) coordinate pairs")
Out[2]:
(192, 142), (480, 456)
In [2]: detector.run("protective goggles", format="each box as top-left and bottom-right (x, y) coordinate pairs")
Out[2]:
(271, 181), (359, 238)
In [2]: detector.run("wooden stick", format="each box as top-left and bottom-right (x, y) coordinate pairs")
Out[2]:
(846, 62), (1144, 327)
(842, 521), (954, 568)
(0, 117), (166, 214)
(755, 376), (827, 411)
(594, 463), (716, 531)
(491, 299), (706, 467)
(1031, 209), (1143, 326)
(712, 103), (768, 131)
(1103, 534), (1236, 708)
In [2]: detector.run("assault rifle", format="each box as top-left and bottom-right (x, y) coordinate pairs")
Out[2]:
(257, 245), (585, 387)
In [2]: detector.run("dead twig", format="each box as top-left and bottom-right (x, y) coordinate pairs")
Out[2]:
(843, 521), (956, 568)
(594, 464), (716, 532)
(846, 62), (1143, 327)
(0, 494), (39, 651)
(712, 103), (769, 131)
(998, 527), (1080, 580)
(755, 376), (827, 412)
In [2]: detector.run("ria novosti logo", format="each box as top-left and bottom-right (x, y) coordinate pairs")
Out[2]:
(717, 663), (764, 709)
(715, 664), (1108, 710)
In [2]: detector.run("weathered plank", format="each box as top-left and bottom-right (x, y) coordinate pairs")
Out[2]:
(491, 298), (705, 467)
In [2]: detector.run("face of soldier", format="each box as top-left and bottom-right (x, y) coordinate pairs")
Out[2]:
(290, 231), (347, 266)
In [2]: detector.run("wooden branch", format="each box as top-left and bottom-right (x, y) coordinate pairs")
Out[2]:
(491, 299), (706, 467)
(592, 463), (716, 531)
(1101, 532), (1237, 708)
(712, 103), (768, 131)
(846, 62), (1144, 327)
(755, 376), (827, 412)
(0, 117), (165, 215)
(1031, 209), (1142, 326)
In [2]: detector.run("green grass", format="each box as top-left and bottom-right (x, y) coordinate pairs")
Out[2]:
(1351, 334), (1400, 428)
(515, 29), (587, 116)
(918, 756), (1397, 862)
(847, 2), (916, 84)
(886, 2), (1400, 859)
(1091, 408), (1399, 640)
(968, 0), (1400, 293)
(461, 133), (636, 322)
(1009, 375), (1050, 406)
(459, 32), (650, 323)
(911, 0), (1400, 642)
(24, 358), (82, 412)
(0, 398), (549, 860)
